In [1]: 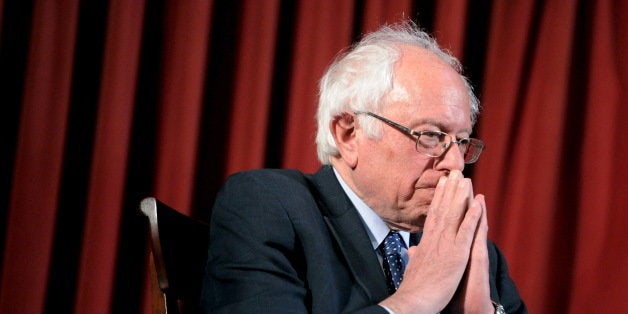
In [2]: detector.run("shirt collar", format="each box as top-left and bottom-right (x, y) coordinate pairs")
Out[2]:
(332, 168), (409, 249)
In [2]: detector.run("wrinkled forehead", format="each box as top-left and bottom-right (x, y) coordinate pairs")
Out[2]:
(384, 46), (472, 131)
(393, 46), (467, 96)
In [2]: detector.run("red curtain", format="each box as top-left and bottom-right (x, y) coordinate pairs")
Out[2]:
(1, 0), (626, 313)
(474, 0), (628, 312)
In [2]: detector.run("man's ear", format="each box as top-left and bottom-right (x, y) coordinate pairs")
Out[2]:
(330, 113), (358, 168)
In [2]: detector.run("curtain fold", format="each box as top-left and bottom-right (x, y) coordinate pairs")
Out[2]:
(567, 0), (628, 311)
(282, 1), (355, 172)
(1, 0), (79, 312)
(433, 0), (468, 58)
(478, 1), (580, 311)
(225, 0), (280, 175)
(73, 1), (145, 312)
(361, 0), (414, 32)
(475, 0), (628, 312)
(153, 0), (212, 213)
(1, 1), (626, 313)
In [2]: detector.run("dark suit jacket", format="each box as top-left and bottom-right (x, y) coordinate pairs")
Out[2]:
(201, 166), (526, 313)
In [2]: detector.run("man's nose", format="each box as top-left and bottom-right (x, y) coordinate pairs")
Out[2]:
(434, 142), (465, 172)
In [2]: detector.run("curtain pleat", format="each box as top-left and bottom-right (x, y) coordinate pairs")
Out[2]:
(0, 0), (79, 312)
(568, 0), (627, 311)
(477, 1), (579, 311)
(225, 0), (280, 175)
(475, 0), (628, 312)
(1, 0), (627, 313)
(153, 0), (212, 213)
(281, 1), (355, 172)
(361, 0), (414, 33)
(433, 0), (468, 58)
(72, 1), (145, 313)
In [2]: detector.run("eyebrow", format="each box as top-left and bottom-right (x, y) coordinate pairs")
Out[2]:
(412, 119), (472, 136)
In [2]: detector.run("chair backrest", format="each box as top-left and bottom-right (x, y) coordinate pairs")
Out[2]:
(140, 197), (210, 314)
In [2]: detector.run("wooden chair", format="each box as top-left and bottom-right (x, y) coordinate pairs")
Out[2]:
(140, 197), (210, 314)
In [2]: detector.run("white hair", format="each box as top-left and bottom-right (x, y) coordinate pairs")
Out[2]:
(315, 21), (480, 164)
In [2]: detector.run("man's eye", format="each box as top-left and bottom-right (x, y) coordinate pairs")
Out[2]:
(420, 131), (442, 139)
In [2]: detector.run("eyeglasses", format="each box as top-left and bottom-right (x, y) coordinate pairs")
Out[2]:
(354, 111), (485, 164)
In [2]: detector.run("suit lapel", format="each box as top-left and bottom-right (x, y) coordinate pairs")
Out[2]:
(308, 166), (389, 302)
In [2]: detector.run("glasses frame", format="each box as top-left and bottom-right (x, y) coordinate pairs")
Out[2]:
(354, 111), (485, 164)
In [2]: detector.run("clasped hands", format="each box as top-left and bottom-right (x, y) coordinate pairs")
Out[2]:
(380, 170), (494, 314)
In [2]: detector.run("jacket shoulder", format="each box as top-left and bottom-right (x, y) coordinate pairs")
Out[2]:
(222, 168), (311, 191)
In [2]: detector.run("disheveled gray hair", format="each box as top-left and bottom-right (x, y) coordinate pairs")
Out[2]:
(315, 21), (480, 164)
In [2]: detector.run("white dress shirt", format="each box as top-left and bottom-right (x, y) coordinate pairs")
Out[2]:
(332, 168), (410, 268)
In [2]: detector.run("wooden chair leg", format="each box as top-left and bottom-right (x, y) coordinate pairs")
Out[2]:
(148, 250), (167, 314)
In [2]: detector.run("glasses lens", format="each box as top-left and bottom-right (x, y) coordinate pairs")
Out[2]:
(416, 131), (449, 157)
(462, 139), (484, 164)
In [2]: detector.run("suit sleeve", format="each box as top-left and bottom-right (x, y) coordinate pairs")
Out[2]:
(488, 241), (528, 314)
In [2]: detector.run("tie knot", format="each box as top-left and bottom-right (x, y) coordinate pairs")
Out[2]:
(381, 230), (404, 256)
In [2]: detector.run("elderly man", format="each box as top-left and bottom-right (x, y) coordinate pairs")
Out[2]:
(201, 21), (526, 313)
